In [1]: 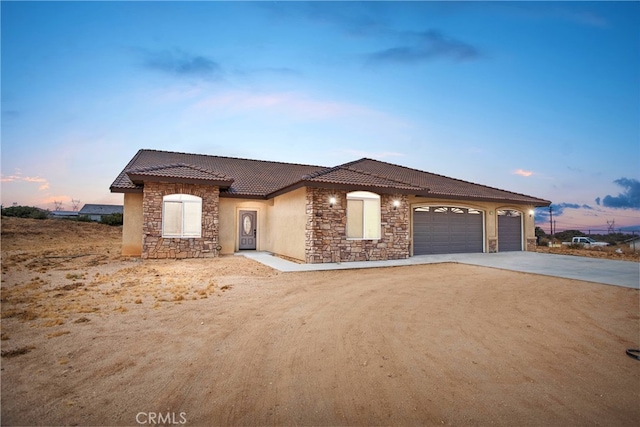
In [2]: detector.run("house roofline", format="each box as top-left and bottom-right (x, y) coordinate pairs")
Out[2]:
(110, 186), (142, 194)
(220, 192), (269, 200)
(266, 181), (428, 199)
(415, 193), (551, 207)
(269, 183), (550, 206)
(110, 150), (552, 206)
(350, 157), (551, 205)
(111, 181), (551, 207)
(126, 173), (233, 188)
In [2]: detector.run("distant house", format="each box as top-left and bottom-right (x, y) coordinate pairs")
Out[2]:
(111, 149), (550, 262)
(49, 210), (78, 219)
(626, 236), (640, 252)
(78, 204), (123, 221)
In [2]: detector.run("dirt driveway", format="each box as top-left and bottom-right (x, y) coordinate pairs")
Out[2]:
(1, 218), (639, 426)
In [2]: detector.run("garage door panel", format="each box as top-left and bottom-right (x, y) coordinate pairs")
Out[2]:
(498, 211), (522, 251)
(413, 207), (484, 255)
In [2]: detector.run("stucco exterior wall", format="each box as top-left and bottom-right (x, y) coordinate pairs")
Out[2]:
(122, 192), (143, 256)
(218, 188), (306, 260)
(522, 205), (537, 251)
(305, 188), (410, 263)
(408, 196), (536, 253)
(218, 198), (269, 255)
(268, 187), (307, 261)
(142, 182), (219, 259)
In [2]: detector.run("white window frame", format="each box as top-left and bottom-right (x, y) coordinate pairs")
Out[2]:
(162, 194), (202, 238)
(346, 191), (381, 240)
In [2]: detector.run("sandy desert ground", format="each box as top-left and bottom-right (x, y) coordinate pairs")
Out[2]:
(1, 217), (639, 426)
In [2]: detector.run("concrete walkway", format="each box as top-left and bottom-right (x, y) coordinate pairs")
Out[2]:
(238, 251), (639, 289)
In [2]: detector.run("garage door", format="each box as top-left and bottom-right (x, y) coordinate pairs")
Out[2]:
(497, 210), (522, 251)
(413, 207), (484, 255)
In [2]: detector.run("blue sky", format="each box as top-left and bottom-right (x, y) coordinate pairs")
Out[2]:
(2, 1), (639, 232)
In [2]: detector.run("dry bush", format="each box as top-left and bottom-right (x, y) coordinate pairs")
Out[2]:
(1, 218), (275, 335)
(538, 244), (639, 262)
(47, 330), (71, 338)
(1, 345), (35, 358)
(40, 318), (65, 328)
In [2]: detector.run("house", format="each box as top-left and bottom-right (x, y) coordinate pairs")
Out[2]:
(49, 210), (79, 219)
(110, 149), (551, 263)
(626, 236), (640, 252)
(78, 204), (123, 221)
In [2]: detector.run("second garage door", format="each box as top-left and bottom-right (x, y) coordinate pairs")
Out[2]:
(497, 210), (523, 251)
(413, 206), (484, 255)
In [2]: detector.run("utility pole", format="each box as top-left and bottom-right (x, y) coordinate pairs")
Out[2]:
(549, 205), (553, 241)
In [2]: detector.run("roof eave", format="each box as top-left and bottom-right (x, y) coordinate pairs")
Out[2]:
(126, 173), (234, 188)
(110, 186), (142, 194)
(267, 180), (428, 199)
(219, 192), (269, 200)
(420, 193), (551, 206)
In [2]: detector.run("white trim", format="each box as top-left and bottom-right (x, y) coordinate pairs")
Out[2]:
(346, 191), (381, 240)
(161, 194), (202, 238)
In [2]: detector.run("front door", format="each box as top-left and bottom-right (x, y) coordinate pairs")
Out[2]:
(238, 210), (257, 250)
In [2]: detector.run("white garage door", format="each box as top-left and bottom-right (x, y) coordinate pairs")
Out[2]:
(413, 207), (484, 255)
(497, 210), (522, 251)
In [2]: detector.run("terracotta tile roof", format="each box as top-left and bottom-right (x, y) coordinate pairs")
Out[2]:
(111, 149), (550, 205)
(126, 163), (235, 185)
(110, 149), (325, 197)
(334, 158), (550, 205)
(302, 165), (425, 192)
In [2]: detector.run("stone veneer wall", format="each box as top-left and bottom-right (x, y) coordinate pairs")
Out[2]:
(142, 182), (219, 259)
(488, 238), (498, 253)
(305, 188), (410, 263)
(526, 238), (537, 252)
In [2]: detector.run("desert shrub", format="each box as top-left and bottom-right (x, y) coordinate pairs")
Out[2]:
(1, 205), (48, 219)
(100, 213), (123, 226)
(77, 215), (93, 222)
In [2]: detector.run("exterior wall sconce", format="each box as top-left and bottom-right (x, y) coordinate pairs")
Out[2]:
(329, 197), (336, 207)
(392, 200), (400, 210)
(529, 209), (535, 218)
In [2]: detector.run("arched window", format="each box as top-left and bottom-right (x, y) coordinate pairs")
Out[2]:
(347, 191), (381, 239)
(162, 194), (202, 238)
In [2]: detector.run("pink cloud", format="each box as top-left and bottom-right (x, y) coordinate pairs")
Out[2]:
(513, 169), (534, 177)
(191, 90), (406, 125)
(1, 173), (50, 190)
